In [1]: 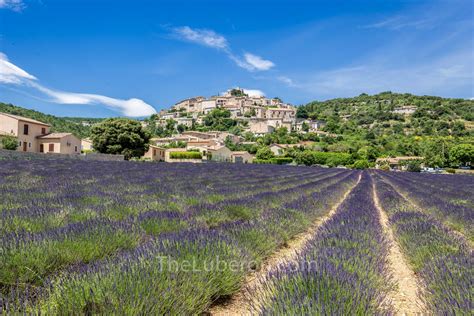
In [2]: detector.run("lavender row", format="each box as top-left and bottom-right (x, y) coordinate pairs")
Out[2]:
(253, 173), (394, 314)
(378, 171), (474, 240)
(1, 159), (357, 313)
(372, 174), (472, 314)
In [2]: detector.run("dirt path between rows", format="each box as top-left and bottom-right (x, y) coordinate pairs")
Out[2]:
(208, 173), (362, 315)
(372, 181), (426, 315)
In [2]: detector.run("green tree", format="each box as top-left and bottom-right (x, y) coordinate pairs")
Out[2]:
(165, 119), (177, 132)
(357, 146), (379, 162)
(255, 147), (275, 160)
(296, 107), (308, 119)
(91, 118), (151, 159)
(301, 122), (309, 132)
(203, 109), (237, 131)
(421, 138), (449, 167)
(229, 88), (247, 97)
(176, 124), (187, 133)
(1, 136), (18, 150)
(449, 144), (474, 167)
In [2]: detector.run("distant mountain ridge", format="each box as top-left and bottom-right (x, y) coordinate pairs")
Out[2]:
(0, 103), (104, 138)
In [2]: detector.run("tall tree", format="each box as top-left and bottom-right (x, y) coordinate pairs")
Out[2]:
(91, 118), (151, 159)
(449, 144), (474, 167)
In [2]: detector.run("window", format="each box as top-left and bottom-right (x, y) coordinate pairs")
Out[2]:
(41, 127), (46, 134)
(29, 142), (31, 148)
(75, 146), (78, 152)
(23, 124), (29, 135)
(49, 144), (54, 152)
(39, 144), (44, 153)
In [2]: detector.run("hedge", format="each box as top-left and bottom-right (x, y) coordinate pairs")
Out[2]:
(253, 159), (272, 164)
(270, 157), (293, 165)
(169, 151), (202, 159)
(253, 157), (293, 165)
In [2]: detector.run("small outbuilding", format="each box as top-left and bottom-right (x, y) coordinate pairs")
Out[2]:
(231, 151), (254, 163)
(37, 133), (81, 154)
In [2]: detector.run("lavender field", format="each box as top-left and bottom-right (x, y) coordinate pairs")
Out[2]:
(0, 158), (472, 315)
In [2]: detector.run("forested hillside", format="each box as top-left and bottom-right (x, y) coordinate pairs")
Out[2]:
(299, 92), (473, 137)
(0, 103), (103, 138)
(288, 92), (474, 168)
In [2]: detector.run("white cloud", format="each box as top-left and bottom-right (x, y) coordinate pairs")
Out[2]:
(172, 26), (228, 50)
(0, 53), (37, 83)
(0, 0), (25, 11)
(242, 53), (275, 71)
(170, 26), (275, 72)
(0, 53), (157, 117)
(29, 82), (156, 117)
(243, 89), (265, 97)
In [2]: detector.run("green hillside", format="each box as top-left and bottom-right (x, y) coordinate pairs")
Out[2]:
(299, 91), (473, 137)
(294, 92), (474, 167)
(0, 103), (104, 138)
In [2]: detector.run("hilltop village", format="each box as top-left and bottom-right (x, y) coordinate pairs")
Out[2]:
(142, 88), (327, 163)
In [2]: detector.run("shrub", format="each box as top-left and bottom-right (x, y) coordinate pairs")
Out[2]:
(406, 161), (422, 172)
(169, 151), (202, 159)
(445, 168), (456, 174)
(255, 147), (275, 160)
(1, 136), (18, 150)
(380, 165), (390, 171)
(353, 159), (369, 169)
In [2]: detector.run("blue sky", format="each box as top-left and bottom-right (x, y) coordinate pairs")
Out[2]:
(0, 0), (472, 117)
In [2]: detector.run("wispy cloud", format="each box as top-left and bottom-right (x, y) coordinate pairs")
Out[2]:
(277, 75), (296, 87)
(363, 16), (433, 30)
(0, 53), (156, 117)
(172, 26), (228, 50)
(0, 52), (37, 83)
(0, 0), (25, 12)
(170, 26), (275, 72)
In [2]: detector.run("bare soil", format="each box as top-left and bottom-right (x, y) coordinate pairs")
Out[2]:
(208, 174), (362, 315)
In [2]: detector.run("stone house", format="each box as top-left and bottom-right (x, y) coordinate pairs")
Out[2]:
(37, 133), (81, 154)
(231, 151), (254, 163)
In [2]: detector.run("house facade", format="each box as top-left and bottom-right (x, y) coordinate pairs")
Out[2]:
(0, 112), (51, 152)
(208, 146), (233, 162)
(231, 151), (254, 163)
(0, 112), (81, 154)
(144, 145), (167, 161)
(37, 133), (81, 154)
